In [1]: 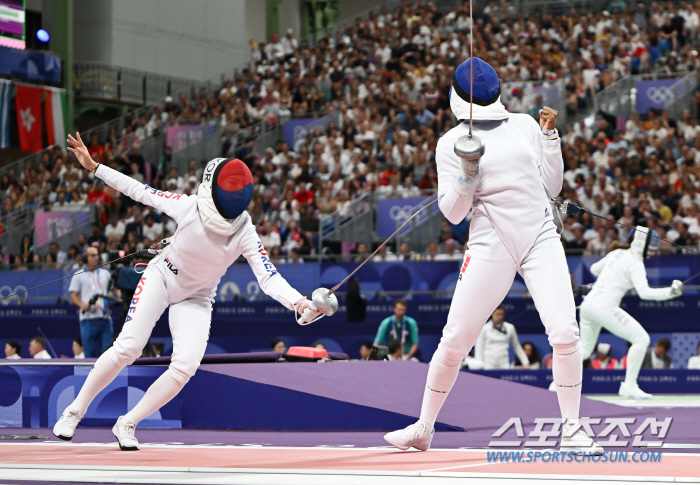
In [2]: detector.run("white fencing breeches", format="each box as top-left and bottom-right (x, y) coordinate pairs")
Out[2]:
(579, 300), (650, 384)
(419, 222), (582, 428)
(441, 223), (579, 356)
(71, 265), (213, 421)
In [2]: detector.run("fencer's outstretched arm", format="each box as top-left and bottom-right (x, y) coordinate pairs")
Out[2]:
(436, 136), (477, 224)
(239, 223), (304, 310)
(529, 117), (564, 198)
(628, 261), (676, 300)
(95, 164), (189, 223)
(67, 132), (189, 223)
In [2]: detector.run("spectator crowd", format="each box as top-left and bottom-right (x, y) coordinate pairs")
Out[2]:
(2, 0), (700, 272)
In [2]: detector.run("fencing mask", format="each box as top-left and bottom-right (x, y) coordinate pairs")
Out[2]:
(197, 158), (254, 236)
(628, 225), (660, 259)
(450, 57), (509, 122)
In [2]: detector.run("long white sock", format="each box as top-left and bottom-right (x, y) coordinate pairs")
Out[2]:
(625, 341), (648, 384)
(552, 341), (582, 423)
(418, 345), (463, 429)
(71, 347), (125, 415)
(123, 368), (188, 424)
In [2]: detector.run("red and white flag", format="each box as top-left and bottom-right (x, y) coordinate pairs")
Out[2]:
(44, 87), (67, 148)
(15, 84), (43, 152)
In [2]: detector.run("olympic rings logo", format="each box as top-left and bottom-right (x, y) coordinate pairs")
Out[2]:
(646, 87), (675, 105)
(389, 205), (416, 221)
(0, 285), (27, 306)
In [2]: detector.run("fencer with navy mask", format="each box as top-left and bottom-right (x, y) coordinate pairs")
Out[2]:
(384, 58), (602, 452)
(54, 133), (321, 451)
(579, 226), (684, 399)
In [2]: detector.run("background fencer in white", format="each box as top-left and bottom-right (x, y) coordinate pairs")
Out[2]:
(54, 133), (321, 450)
(384, 58), (601, 452)
(579, 226), (684, 399)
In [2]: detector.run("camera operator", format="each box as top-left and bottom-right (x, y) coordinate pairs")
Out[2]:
(69, 245), (120, 358)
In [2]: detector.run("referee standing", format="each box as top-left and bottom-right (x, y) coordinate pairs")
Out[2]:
(69, 246), (116, 358)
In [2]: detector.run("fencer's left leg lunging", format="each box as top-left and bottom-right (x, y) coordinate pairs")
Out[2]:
(53, 270), (169, 442)
(122, 295), (212, 425)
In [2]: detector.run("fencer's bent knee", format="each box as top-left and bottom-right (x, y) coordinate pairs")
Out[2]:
(432, 344), (464, 367)
(634, 333), (651, 348)
(546, 317), (580, 348)
(166, 366), (191, 385)
(112, 337), (143, 365)
(169, 356), (200, 381)
(552, 340), (580, 355)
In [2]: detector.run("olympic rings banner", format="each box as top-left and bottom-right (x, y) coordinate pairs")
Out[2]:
(635, 79), (685, 113)
(3, 255), (700, 305)
(0, 268), (65, 305)
(376, 196), (430, 237)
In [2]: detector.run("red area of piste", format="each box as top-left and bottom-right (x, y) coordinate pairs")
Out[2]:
(0, 444), (696, 478)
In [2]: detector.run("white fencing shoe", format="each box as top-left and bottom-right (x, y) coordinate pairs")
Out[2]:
(560, 423), (604, 453)
(112, 416), (140, 451)
(384, 421), (435, 451)
(619, 381), (652, 400)
(53, 408), (83, 441)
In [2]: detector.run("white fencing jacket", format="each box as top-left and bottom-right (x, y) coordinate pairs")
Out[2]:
(436, 114), (563, 263)
(583, 248), (676, 307)
(96, 164), (303, 308)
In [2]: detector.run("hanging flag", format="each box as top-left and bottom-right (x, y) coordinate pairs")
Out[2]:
(15, 84), (43, 152)
(0, 79), (11, 149)
(44, 86), (67, 148)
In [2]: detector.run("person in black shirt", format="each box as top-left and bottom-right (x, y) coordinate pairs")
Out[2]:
(674, 222), (696, 248)
(237, 138), (257, 170)
(346, 277), (368, 322)
(567, 223), (589, 253)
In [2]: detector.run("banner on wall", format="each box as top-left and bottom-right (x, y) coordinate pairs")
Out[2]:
(0, 46), (62, 84)
(166, 124), (217, 152)
(635, 79), (684, 113)
(34, 211), (91, 247)
(3, 255), (699, 304)
(283, 116), (332, 150)
(376, 196), (430, 237)
(15, 84), (43, 152)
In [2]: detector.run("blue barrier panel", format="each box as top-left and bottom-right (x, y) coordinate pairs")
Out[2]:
(0, 364), (179, 428)
(2, 255), (698, 302)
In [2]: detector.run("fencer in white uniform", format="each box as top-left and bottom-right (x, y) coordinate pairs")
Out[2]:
(385, 58), (601, 452)
(579, 227), (684, 399)
(54, 133), (321, 450)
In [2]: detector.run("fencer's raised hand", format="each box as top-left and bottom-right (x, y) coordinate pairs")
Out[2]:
(670, 279), (684, 297)
(67, 133), (98, 172)
(539, 106), (558, 131)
